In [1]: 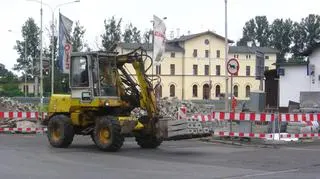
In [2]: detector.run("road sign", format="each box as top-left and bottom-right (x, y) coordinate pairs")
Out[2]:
(227, 58), (239, 75)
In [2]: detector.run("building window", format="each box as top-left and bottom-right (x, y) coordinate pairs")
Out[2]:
(246, 54), (251, 59)
(170, 64), (175, 75)
(156, 64), (161, 75)
(233, 85), (238, 97)
(203, 84), (210, 99)
(246, 66), (250, 76)
(216, 65), (221, 76)
(215, 85), (221, 97)
(265, 55), (269, 59)
(234, 54), (239, 58)
(205, 50), (209, 58)
(193, 65), (198, 75)
(193, 49), (198, 57)
(192, 85), (198, 97)
(216, 50), (220, 58)
(170, 52), (175, 58)
(245, 85), (250, 97)
(264, 66), (269, 71)
(170, 84), (175, 97)
(205, 65), (209, 76)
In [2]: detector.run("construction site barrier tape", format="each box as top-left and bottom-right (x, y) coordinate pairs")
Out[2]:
(0, 112), (47, 119)
(1, 111), (320, 122)
(0, 128), (47, 133)
(191, 112), (320, 122)
(215, 131), (320, 139)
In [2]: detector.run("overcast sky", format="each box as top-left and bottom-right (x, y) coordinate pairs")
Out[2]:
(1, 0), (319, 73)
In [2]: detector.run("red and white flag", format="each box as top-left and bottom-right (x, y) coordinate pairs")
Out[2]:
(153, 15), (166, 66)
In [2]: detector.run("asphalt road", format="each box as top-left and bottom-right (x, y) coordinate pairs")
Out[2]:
(0, 134), (320, 179)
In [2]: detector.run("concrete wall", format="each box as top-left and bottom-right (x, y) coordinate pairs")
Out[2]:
(309, 48), (320, 91)
(279, 65), (309, 107)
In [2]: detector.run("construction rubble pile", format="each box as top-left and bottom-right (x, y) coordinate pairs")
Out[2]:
(158, 97), (213, 119)
(0, 97), (37, 112)
(0, 97), (40, 133)
(156, 97), (215, 139)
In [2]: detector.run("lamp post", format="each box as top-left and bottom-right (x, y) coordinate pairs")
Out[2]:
(27, 0), (80, 95)
(224, 0), (229, 112)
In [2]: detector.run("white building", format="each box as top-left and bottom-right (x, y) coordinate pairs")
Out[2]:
(279, 43), (320, 107)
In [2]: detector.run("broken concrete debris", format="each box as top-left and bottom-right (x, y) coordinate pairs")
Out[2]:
(0, 97), (37, 112)
(0, 97), (40, 132)
(158, 97), (214, 120)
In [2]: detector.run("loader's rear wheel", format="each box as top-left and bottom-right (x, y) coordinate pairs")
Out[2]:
(135, 132), (162, 149)
(93, 116), (124, 152)
(47, 115), (75, 148)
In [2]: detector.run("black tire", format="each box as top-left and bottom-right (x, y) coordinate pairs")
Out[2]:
(47, 114), (75, 148)
(93, 116), (124, 152)
(135, 132), (162, 149)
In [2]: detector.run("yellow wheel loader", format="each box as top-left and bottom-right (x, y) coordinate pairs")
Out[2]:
(44, 48), (169, 152)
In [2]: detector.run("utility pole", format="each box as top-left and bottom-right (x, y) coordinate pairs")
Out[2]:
(24, 38), (28, 97)
(224, 0), (229, 112)
(40, 0), (44, 106)
(51, 12), (54, 94)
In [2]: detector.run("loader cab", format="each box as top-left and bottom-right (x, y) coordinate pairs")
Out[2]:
(70, 52), (118, 102)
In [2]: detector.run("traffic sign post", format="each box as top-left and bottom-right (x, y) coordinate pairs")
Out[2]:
(227, 58), (239, 113)
(227, 58), (239, 75)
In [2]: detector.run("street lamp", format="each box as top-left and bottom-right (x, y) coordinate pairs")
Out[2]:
(8, 30), (28, 97)
(224, 0), (229, 112)
(27, 0), (80, 95)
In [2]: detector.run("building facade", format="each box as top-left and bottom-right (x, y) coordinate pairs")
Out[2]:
(279, 43), (320, 107)
(117, 31), (278, 100)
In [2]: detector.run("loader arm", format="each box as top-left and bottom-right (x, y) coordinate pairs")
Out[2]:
(116, 48), (159, 120)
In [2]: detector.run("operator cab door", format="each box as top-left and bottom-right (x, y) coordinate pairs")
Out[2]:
(70, 55), (93, 102)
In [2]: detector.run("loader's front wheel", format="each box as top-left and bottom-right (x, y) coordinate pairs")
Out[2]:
(93, 116), (124, 152)
(135, 132), (162, 149)
(47, 114), (75, 148)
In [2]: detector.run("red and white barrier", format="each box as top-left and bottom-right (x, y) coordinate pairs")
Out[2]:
(215, 131), (320, 139)
(215, 131), (273, 139)
(0, 112), (47, 119)
(190, 112), (320, 122)
(0, 127), (47, 133)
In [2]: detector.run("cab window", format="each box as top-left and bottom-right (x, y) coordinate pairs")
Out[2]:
(71, 56), (89, 87)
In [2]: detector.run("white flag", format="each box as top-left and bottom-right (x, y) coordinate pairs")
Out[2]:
(153, 15), (166, 66)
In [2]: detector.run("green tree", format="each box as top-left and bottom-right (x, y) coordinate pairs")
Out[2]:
(123, 23), (141, 43)
(142, 30), (152, 44)
(0, 66), (23, 97)
(71, 21), (86, 52)
(13, 17), (40, 78)
(270, 18), (293, 62)
(291, 22), (306, 57)
(291, 14), (320, 57)
(101, 16), (122, 52)
(237, 16), (270, 47)
(255, 16), (270, 47)
(301, 14), (320, 49)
